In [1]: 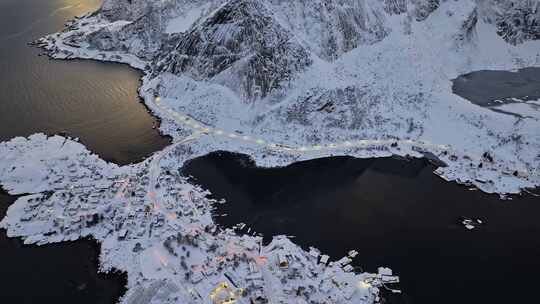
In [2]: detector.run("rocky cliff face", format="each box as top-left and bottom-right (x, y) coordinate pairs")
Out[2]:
(491, 0), (540, 45)
(92, 0), (223, 59)
(100, 0), (155, 21)
(156, 0), (312, 100)
(385, 0), (540, 44)
(86, 0), (540, 98)
(87, 10), (164, 59)
(382, 0), (439, 20)
(411, 0), (440, 21)
(268, 0), (388, 60)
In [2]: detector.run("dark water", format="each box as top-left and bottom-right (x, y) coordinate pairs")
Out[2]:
(0, 0), (170, 165)
(0, 1), (169, 303)
(452, 67), (540, 107)
(0, 190), (127, 304)
(183, 152), (540, 304)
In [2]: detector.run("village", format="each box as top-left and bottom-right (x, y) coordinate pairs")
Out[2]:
(0, 134), (399, 304)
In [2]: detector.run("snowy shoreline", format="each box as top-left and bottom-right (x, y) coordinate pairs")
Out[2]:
(31, 0), (540, 196)
(31, 26), (540, 196)
(0, 134), (400, 304)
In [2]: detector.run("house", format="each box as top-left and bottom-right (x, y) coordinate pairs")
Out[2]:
(320, 255), (329, 265)
(277, 253), (289, 269)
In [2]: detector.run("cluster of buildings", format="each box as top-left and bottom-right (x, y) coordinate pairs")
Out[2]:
(2, 134), (399, 304)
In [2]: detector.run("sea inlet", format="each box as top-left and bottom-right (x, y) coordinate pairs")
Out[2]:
(0, 0), (168, 303)
(183, 151), (540, 304)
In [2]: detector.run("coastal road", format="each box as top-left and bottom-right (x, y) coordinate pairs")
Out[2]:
(152, 96), (537, 185)
(152, 96), (452, 155)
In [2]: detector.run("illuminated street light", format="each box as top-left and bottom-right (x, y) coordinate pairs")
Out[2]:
(210, 282), (237, 304)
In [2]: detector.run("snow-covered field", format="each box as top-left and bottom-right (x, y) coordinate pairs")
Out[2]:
(1, 1), (540, 303)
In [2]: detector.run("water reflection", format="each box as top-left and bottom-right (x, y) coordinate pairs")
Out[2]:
(0, 1), (164, 303)
(0, 0), (169, 165)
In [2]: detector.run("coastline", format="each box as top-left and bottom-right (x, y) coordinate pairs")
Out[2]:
(31, 9), (540, 197)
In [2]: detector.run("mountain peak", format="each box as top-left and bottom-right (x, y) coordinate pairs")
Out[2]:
(157, 0), (312, 100)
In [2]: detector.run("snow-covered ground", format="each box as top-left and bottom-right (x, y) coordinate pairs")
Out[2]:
(489, 99), (540, 120)
(2, 1), (540, 303)
(0, 134), (398, 304)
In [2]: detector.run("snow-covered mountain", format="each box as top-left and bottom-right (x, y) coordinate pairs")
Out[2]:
(156, 0), (313, 100)
(47, 0), (540, 196)
(479, 0), (540, 44)
(94, 0), (540, 53)
(34, 0), (540, 197)
(88, 0), (540, 91)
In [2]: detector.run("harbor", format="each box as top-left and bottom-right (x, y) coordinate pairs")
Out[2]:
(183, 152), (540, 304)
